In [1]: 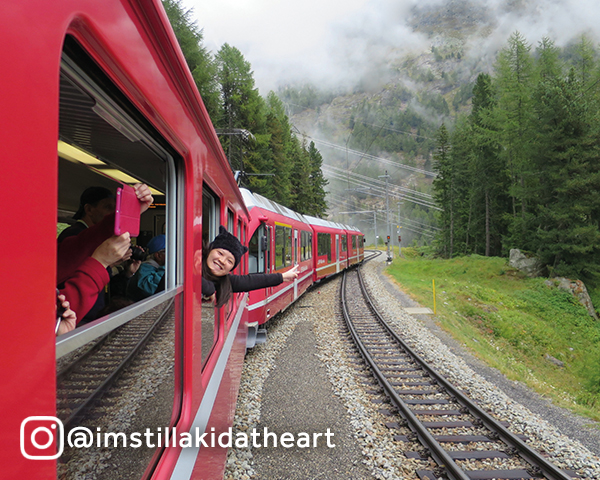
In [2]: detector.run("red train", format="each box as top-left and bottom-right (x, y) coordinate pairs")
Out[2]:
(1, 0), (362, 479)
(242, 189), (364, 346)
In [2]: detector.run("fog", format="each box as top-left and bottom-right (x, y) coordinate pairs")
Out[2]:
(181, 0), (600, 94)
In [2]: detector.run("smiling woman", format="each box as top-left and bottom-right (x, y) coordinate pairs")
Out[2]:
(201, 226), (299, 309)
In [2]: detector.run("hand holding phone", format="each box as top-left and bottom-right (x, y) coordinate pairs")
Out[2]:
(114, 184), (141, 236)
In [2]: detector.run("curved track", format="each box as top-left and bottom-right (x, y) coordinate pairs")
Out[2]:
(341, 260), (576, 480)
(56, 299), (175, 430)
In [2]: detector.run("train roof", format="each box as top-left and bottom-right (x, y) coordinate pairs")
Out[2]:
(241, 188), (309, 224)
(303, 214), (362, 234)
(241, 188), (363, 234)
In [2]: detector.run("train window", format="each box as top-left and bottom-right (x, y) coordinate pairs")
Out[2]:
(352, 235), (357, 250)
(275, 224), (292, 270)
(236, 218), (243, 274)
(203, 188), (220, 246)
(300, 230), (312, 261)
(294, 230), (298, 264)
(201, 186), (221, 365)
(317, 233), (332, 262)
(227, 209), (234, 232)
(55, 38), (181, 480)
(248, 225), (266, 274)
(285, 228), (292, 266)
(342, 235), (348, 252)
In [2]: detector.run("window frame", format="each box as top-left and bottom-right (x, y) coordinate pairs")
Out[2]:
(56, 53), (182, 359)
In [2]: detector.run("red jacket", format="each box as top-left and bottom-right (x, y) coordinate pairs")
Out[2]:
(59, 257), (110, 323)
(57, 213), (114, 285)
(57, 213), (115, 322)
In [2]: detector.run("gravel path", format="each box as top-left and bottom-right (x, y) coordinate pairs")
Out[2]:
(225, 254), (600, 479)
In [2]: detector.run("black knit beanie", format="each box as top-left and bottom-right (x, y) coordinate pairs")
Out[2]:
(209, 226), (248, 269)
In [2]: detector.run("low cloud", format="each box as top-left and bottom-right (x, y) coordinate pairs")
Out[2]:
(183, 0), (600, 93)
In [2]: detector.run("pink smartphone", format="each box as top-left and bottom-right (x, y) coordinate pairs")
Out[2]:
(114, 184), (141, 236)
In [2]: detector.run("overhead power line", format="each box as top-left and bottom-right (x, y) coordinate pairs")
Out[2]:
(307, 137), (437, 177)
(323, 166), (441, 211)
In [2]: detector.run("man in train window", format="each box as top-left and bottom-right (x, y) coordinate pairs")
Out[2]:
(127, 234), (166, 301)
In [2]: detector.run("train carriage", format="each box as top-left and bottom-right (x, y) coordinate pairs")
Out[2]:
(2, 1), (250, 479)
(305, 215), (348, 282)
(344, 226), (365, 267)
(241, 189), (314, 347)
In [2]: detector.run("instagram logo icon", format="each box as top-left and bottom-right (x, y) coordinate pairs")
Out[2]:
(20, 416), (64, 460)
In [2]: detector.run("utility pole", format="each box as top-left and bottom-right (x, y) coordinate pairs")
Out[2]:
(374, 209), (377, 247)
(378, 171), (391, 262)
(397, 201), (404, 258)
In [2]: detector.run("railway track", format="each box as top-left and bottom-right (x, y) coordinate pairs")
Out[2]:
(341, 261), (577, 480)
(56, 298), (175, 430)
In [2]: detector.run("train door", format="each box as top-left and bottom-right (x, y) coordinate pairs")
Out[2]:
(293, 229), (299, 300)
(265, 224), (273, 318)
(335, 234), (340, 273)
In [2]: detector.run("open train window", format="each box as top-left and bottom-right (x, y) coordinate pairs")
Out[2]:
(55, 37), (183, 480)
(202, 185), (221, 364)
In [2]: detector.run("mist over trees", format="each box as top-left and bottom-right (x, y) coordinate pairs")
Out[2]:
(161, 0), (327, 217)
(433, 32), (600, 280)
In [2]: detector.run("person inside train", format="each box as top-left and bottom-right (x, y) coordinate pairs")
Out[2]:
(200, 226), (299, 307)
(58, 233), (132, 327)
(57, 186), (115, 243)
(56, 183), (153, 322)
(126, 234), (166, 301)
(56, 291), (77, 336)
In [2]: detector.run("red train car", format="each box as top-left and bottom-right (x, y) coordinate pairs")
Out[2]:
(344, 226), (365, 267)
(1, 1), (249, 479)
(241, 189), (314, 346)
(304, 215), (348, 282)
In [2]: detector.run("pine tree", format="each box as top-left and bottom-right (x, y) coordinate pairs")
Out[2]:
(469, 73), (509, 256)
(432, 124), (455, 257)
(532, 70), (600, 277)
(307, 142), (328, 217)
(493, 31), (537, 250)
(215, 44), (266, 173)
(289, 138), (313, 214)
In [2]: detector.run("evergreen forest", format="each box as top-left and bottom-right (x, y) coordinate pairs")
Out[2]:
(433, 32), (600, 284)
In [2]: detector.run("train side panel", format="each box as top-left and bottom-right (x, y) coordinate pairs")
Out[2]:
(0, 1), (248, 479)
(305, 216), (344, 281)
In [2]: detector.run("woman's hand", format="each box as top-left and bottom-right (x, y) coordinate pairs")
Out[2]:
(92, 233), (131, 268)
(282, 265), (299, 282)
(56, 294), (77, 336)
(134, 183), (154, 213)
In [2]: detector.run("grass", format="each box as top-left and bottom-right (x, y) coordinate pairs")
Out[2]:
(383, 247), (600, 422)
